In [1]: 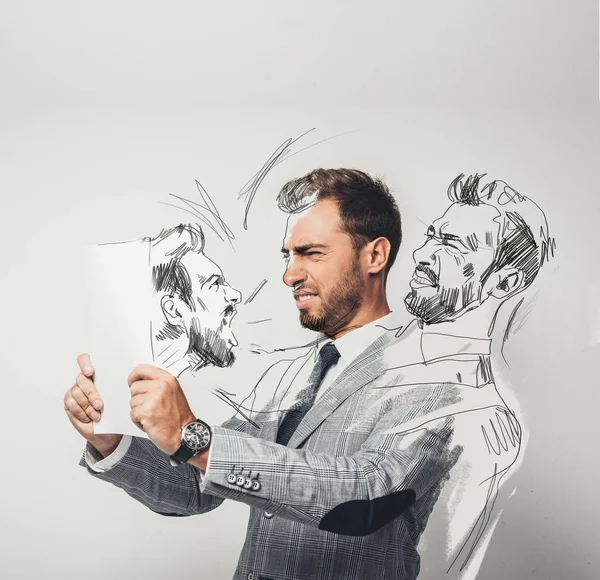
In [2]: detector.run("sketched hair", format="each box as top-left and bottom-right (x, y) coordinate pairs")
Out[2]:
(149, 224), (205, 310)
(277, 168), (402, 277)
(448, 174), (556, 290)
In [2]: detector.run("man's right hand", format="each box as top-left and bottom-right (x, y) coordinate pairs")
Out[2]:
(64, 353), (122, 458)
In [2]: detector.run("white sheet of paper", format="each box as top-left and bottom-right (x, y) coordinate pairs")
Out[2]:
(85, 240), (155, 437)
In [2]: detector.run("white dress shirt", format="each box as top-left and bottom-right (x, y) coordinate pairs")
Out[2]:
(86, 312), (396, 473)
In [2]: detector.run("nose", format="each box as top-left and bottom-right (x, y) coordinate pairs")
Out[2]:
(412, 240), (439, 267)
(282, 256), (306, 288)
(225, 285), (242, 305)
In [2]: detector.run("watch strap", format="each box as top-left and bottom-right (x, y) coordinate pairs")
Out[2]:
(170, 444), (196, 466)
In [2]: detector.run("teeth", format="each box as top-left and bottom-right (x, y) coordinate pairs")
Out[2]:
(414, 273), (433, 285)
(297, 295), (315, 302)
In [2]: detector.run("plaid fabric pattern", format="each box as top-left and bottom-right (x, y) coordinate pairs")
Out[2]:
(276, 343), (340, 446)
(81, 322), (519, 580)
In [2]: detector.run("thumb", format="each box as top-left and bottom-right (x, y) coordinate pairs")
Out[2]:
(77, 353), (94, 377)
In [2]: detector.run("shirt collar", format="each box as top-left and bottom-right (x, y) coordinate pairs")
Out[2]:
(318, 311), (399, 364)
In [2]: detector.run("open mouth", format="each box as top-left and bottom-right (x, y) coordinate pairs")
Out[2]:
(221, 306), (238, 346)
(410, 266), (438, 289)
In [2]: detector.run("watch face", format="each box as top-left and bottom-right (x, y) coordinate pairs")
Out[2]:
(182, 421), (211, 452)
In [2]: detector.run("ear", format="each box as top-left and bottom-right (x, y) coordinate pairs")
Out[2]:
(160, 294), (188, 326)
(484, 267), (526, 300)
(364, 237), (391, 276)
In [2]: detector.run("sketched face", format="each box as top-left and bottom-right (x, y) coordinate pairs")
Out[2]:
(281, 199), (365, 335)
(178, 251), (242, 368)
(404, 203), (500, 324)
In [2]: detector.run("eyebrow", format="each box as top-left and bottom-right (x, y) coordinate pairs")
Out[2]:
(280, 243), (329, 255)
(440, 232), (469, 247)
(429, 226), (472, 251)
(199, 273), (224, 286)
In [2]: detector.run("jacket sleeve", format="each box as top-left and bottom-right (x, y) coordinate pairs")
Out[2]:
(77, 359), (294, 517)
(78, 414), (252, 516)
(198, 409), (463, 535)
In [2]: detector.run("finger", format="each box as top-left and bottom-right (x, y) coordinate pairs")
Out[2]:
(129, 393), (146, 409)
(128, 364), (171, 387)
(64, 393), (91, 424)
(129, 379), (163, 397)
(70, 384), (101, 422)
(77, 353), (95, 377)
(64, 407), (85, 427)
(130, 409), (146, 432)
(75, 373), (103, 411)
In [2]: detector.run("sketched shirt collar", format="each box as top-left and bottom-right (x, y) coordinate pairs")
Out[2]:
(419, 329), (492, 362)
(317, 311), (399, 364)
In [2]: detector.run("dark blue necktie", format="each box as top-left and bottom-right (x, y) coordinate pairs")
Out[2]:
(276, 342), (341, 446)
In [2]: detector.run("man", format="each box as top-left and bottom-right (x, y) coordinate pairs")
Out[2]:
(65, 170), (550, 579)
(404, 173), (554, 331)
(392, 173), (554, 579)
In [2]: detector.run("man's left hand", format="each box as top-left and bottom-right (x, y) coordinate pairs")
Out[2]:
(128, 364), (196, 455)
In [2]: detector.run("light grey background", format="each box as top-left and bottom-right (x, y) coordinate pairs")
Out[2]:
(1, 2), (598, 579)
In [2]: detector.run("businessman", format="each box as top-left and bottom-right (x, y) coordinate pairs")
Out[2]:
(65, 169), (551, 579)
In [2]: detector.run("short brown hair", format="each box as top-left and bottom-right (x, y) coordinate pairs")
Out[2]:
(277, 168), (402, 276)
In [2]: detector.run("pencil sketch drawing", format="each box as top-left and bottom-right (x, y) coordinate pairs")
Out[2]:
(87, 222), (242, 437)
(149, 224), (241, 376)
(396, 173), (554, 578)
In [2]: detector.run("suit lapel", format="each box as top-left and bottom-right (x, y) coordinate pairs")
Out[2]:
(287, 327), (403, 449)
(257, 349), (315, 442)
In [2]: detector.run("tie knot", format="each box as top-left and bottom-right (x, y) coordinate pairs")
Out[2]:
(319, 342), (341, 368)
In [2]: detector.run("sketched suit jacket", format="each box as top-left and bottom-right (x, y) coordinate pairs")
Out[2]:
(82, 319), (521, 580)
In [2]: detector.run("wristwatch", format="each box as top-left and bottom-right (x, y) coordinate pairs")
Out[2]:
(169, 418), (212, 466)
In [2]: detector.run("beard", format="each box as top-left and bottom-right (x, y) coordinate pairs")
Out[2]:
(404, 280), (478, 324)
(187, 318), (235, 369)
(299, 256), (365, 335)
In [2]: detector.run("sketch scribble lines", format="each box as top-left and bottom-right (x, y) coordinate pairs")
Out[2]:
(239, 128), (359, 230)
(161, 180), (235, 247)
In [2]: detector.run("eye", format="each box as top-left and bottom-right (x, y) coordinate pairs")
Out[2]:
(426, 226), (435, 239)
(443, 243), (462, 255)
(305, 251), (321, 257)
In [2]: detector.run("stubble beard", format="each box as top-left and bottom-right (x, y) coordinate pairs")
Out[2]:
(299, 256), (365, 336)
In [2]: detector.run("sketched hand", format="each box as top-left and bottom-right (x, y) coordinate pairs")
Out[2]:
(128, 364), (195, 455)
(63, 354), (122, 457)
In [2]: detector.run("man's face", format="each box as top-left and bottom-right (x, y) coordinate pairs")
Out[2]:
(281, 199), (366, 335)
(180, 251), (242, 368)
(404, 203), (500, 324)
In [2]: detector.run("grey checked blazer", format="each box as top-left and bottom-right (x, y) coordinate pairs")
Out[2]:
(82, 319), (521, 580)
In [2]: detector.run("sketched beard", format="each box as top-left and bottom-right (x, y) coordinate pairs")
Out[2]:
(404, 287), (461, 324)
(404, 280), (478, 324)
(188, 319), (235, 368)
